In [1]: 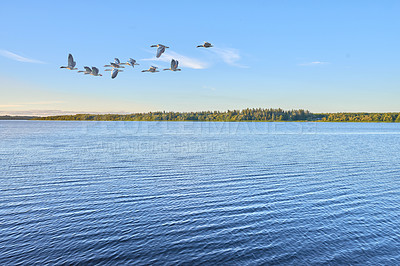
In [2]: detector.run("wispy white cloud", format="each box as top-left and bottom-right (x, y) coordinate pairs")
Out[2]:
(141, 50), (209, 69)
(203, 85), (217, 91)
(298, 61), (330, 66)
(142, 46), (248, 69)
(0, 101), (64, 108)
(0, 50), (45, 64)
(210, 47), (248, 68)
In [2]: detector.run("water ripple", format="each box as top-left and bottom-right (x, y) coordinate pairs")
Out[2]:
(1, 121), (400, 265)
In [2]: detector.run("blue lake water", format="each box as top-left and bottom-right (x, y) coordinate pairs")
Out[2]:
(1, 121), (400, 265)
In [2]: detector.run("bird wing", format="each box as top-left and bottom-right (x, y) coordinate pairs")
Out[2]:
(114, 58), (120, 64)
(156, 46), (165, 58)
(68, 54), (76, 68)
(68, 54), (74, 66)
(84, 66), (92, 72)
(111, 69), (118, 79)
(92, 67), (99, 75)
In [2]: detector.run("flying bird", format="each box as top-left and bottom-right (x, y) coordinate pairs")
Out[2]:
(142, 66), (159, 73)
(78, 66), (92, 74)
(197, 42), (213, 48)
(163, 59), (181, 71)
(105, 68), (123, 79)
(150, 44), (169, 58)
(90, 67), (102, 76)
(104, 58), (125, 68)
(60, 54), (77, 70)
(123, 58), (140, 68)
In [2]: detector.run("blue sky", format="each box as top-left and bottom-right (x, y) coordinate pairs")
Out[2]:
(1, 0), (399, 115)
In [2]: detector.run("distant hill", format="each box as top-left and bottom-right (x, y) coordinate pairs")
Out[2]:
(0, 116), (38, 120)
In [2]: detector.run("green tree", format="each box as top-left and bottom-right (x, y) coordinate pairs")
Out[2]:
(395, 114), (400, 123)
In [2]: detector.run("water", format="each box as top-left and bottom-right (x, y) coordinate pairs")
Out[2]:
(1, 121), (400, 265)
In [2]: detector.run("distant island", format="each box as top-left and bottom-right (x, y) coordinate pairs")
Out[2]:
(28, 108), (400, 122)
(0, 115), (38, 120)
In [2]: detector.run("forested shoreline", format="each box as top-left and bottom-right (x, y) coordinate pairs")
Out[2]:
(31, 108), (400, 122)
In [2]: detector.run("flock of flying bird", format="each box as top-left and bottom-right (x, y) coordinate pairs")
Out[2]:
(60, 42), (213, 79)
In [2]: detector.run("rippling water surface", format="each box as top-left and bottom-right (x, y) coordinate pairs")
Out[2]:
(1, 121), (400, 265)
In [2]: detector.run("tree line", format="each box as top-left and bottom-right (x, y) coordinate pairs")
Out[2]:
(33, 108), (400, 122)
